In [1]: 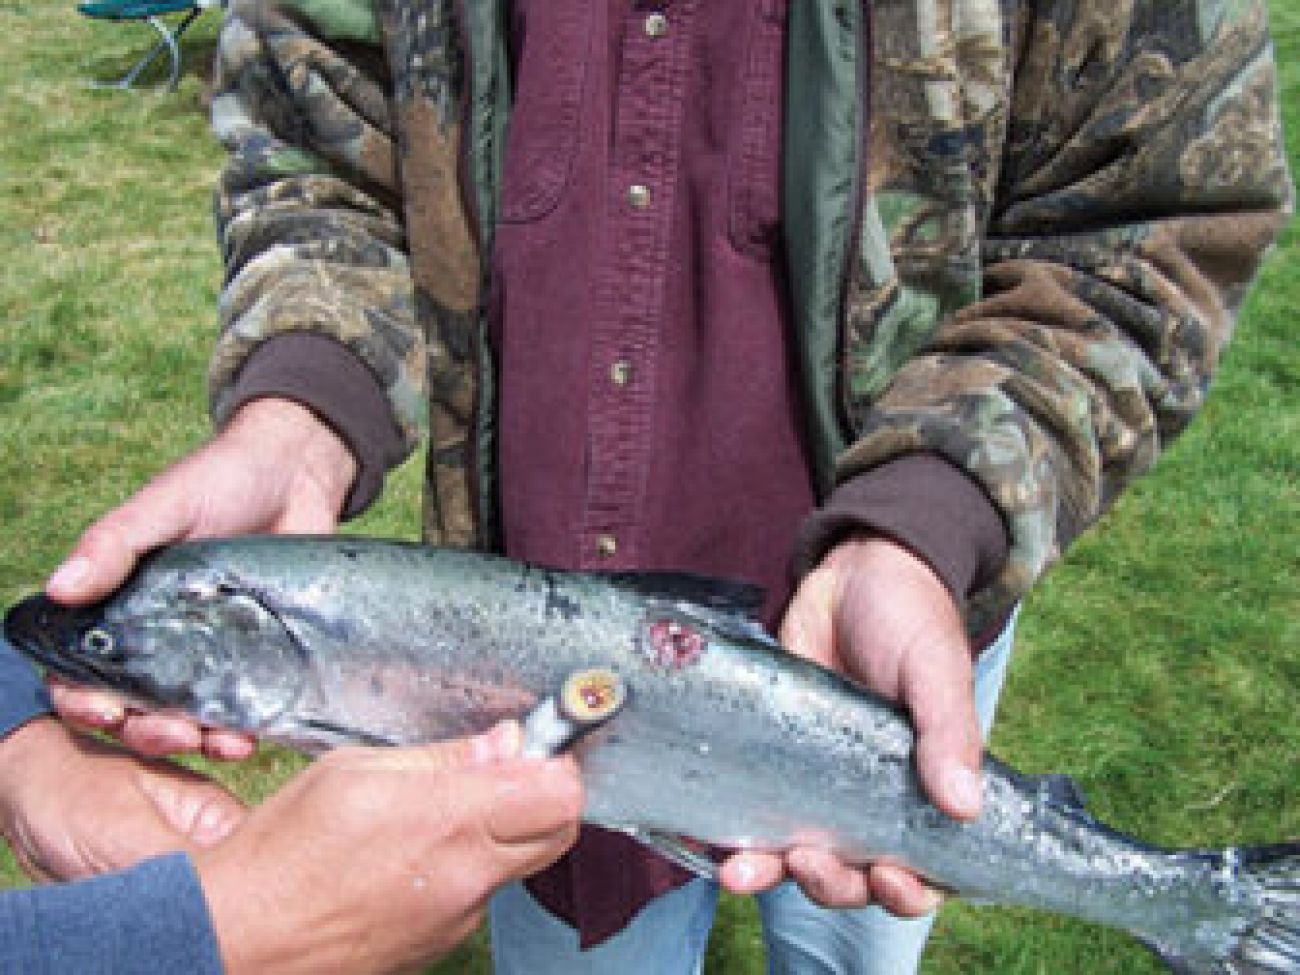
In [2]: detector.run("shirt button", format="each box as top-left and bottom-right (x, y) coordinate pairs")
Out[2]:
(609, 360), (633, 387)
(596, 534), (618, 558)
(644, 12), (669, 38)
(627, 183), (651, 209)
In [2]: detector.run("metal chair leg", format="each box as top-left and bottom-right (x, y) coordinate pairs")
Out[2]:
(89, 7), (200, 91)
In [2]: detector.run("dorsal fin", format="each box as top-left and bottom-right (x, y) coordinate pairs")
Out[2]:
(1034, 773), (1089, 809)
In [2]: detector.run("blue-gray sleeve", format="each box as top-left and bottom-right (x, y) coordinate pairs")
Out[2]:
(0, 636), (51, 738)
(0, 851), (225, 974)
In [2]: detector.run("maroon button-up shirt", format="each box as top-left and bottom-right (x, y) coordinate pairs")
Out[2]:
(490, 0), (809, 945)
(493, 0), (806, 616)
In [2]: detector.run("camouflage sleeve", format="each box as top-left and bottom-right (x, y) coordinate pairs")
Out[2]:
(207, 0), (427, 452)
(839, 0), (1293, 634)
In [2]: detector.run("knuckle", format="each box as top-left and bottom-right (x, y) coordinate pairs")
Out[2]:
(79, 514), (133, 553)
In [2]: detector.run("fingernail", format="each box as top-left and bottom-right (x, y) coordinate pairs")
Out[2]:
(733, 858), (757, 886)
(495, 720), (523, 759)
(212, 735), (255, 762)
(48, 556), (92, 595)
(468, 721), (522, 766)
(946, 765), (983, 815)
(466, 730), (496, 767)
(917, 887), (944, 914)
(54, 685), (124, 725)
(194, 804), (233, 845)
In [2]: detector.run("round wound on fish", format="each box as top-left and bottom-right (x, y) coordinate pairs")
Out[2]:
(645, 618), (705, 670)
(559, 666), (627, 725)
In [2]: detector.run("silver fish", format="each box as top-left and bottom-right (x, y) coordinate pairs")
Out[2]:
(5, 536), (1298, 973)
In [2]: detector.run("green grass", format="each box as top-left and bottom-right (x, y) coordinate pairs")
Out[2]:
(1, 4), (1297, 974)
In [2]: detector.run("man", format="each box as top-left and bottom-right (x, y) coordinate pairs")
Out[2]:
(51, 0), (1292, 971)
(1, 637), (583, 974)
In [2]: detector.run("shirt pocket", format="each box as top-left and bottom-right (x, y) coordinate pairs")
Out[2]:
(727, 0), (786, 260)
(499, 0), (593, 223)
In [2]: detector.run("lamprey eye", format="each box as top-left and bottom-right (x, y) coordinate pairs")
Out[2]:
(560, 667), (627, 724)
(82, 628), (118, 659)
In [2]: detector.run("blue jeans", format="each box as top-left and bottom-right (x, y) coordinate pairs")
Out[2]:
(489, 614), (1018, 974)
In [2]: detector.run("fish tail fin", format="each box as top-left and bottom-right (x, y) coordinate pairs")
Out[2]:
(1229, 843), (1300, 973)
(1148, 842), (1300, 974)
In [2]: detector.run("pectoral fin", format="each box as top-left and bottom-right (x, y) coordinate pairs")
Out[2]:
(287, 718), (404, 751)
(623, 828), (720, 880)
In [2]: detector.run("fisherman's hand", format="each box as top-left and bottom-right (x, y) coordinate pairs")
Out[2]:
(720, 536), (981, 917)
(194, 721), (583, 975)
(45, 397), (355, 760)
(0, 716), (245, 882)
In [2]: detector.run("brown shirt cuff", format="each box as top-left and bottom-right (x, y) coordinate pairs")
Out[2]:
(219, 333), (406, 519)
(794, 453), (1009, 603)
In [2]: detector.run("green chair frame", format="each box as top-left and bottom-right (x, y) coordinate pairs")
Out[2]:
(76, 0), (216, 91)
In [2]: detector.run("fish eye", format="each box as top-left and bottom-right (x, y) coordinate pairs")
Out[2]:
(81, 628), (119, 659)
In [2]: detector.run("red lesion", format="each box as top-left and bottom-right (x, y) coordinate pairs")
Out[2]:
(647, 618), (706, 669)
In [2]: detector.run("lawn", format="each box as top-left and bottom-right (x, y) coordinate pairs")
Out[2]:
(0, 4), (1295, 974)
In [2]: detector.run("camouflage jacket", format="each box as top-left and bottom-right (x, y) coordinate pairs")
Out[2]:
(208, 0), (1292, 636)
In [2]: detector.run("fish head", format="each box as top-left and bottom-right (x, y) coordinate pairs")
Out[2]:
(4, 575), (306, 732)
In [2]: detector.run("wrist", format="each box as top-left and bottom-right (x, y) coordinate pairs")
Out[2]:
(224, 398), (358, 515)
(194, 846), (285, 975)
(822, 534), (961, 623)
(797, 456), (1008, 602)
(194, 830), (355, 975)
(824, 534), (940, 582)
(217, 334), (405, 520)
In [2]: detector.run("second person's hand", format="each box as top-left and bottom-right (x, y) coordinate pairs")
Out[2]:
(195, 720), (584, 975)
(45, 397), (356, 760)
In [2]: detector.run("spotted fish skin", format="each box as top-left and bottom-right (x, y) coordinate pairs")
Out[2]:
(5, 535), (1298, 973)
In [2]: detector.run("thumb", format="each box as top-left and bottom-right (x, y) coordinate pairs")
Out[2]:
(362, 721), (526, 774)
(905, 648), (984, 822)
(779, 566), (837, 664)
(47, 483), (194, 606)
(480, 758), (584, 850)
(368, 723), (583, 849)
(358, 724), (582, 859)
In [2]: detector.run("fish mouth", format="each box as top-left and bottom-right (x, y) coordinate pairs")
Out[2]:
(3, 593), (121, 689)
